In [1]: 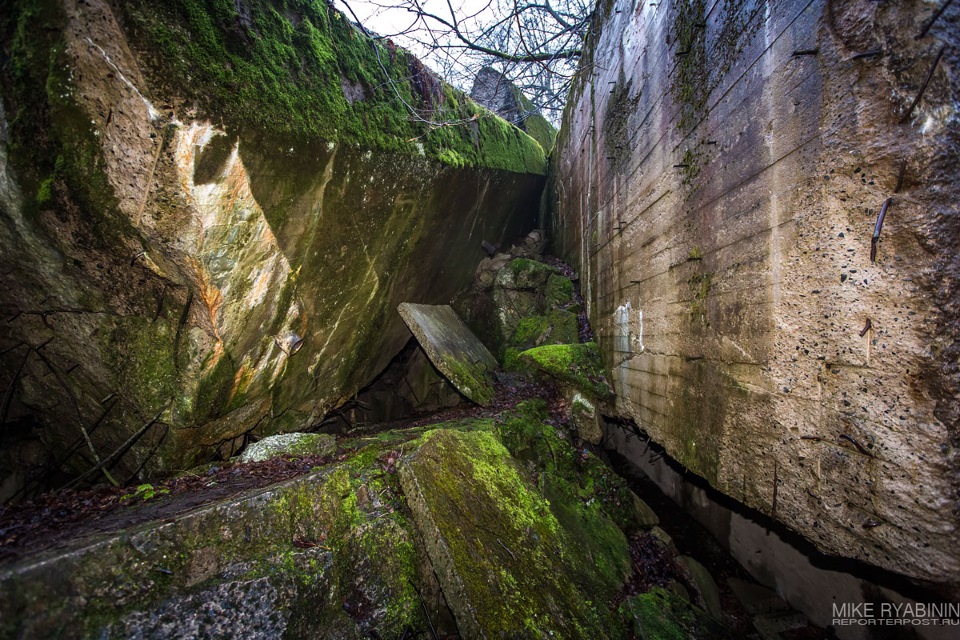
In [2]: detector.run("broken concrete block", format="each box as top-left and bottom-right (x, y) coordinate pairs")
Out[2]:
(398, 303), (498, 406)
(398, 428), (629, 638)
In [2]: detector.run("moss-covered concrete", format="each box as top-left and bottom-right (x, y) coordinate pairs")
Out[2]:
(0, 0), (547, 483)
(517, 342), (614, 399)
(0, 446), (426, 639)
(398, 424), (630, 638)
(118, 0), (546, 174)
(398, 303), (498, 406)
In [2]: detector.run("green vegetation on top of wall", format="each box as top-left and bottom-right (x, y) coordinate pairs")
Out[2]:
(118, 0), (545, 174)
(514, 90), (557, 153)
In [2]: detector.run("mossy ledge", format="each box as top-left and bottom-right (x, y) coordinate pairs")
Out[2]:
(517, 342), (614, 399)
(398, 423), (630, 638)
(117, 0), (546, 174)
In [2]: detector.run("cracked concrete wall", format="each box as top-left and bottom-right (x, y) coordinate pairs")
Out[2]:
(552, 0), (960, 588)
(0, 0), (543, 488)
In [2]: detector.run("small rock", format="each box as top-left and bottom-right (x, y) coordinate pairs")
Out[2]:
(238, 432), (336, 463)
(677, 555), (722, 619)
(649, 526), (678, 554)
(629, 491), (659, 528)
(570, 392), (603, 444)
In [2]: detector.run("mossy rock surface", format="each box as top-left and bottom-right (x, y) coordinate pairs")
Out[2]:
(117, 0), (546, 174)
(517, 342), (613, 399)
(620, 587), (734, 640)
(498, 399), (639, 545)
(509, 309), (579, 351)
(0, 446), (427, 639)
(545, 274), (575, 309)
(399, 425), (629, 638)
(498, 257), (559, 290)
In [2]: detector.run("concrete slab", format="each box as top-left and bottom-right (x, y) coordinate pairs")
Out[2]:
(398, 303), (498, 406)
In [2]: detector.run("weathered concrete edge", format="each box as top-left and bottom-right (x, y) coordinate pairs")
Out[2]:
(397, 452), (482, 639)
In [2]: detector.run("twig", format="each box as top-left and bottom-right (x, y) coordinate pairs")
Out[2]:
(61, 399), (171, 491)
(497, 538), (517, 561)
(0, 341), (26, 356)
(32, 345), (118, 486)
(6, 397), (118, 502)
(173, 291), (193, 373)
(1, 348), (31, 426)
(125, 422), (171, 484)
(850, 49), (882, 60)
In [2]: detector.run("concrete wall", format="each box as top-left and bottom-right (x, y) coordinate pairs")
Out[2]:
(552, 0), (960, 587)
(607, 425), (956, 640)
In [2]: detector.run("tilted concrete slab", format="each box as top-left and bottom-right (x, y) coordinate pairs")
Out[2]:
(398, 303), (498, 406)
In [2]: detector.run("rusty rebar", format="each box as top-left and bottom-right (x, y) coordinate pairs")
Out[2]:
(902, 45), (947, 123)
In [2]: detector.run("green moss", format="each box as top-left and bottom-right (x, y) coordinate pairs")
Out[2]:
(402, 428), (627, 637)
(688, 246), (703, 261)
(545, 274), (575, 309)
(514, 89), (557, 153)
(503, 346), (523, 372)
(670, 0), (709, 135)
(497, 400), (637, 534)
(620, 587), (732, 640)
(116, 0), (544, 174)
(506, 257), (558, 289)
(34, 174), (54, 205)
(517, 342), (613, 399)
(194, 351), (239, 422)
(99, 317), (180, 415)
(510, 310), (579, 351)
(440, 355), (495, 405)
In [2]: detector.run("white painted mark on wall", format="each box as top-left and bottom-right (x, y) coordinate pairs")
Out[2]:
(614, 301), (644, 356)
